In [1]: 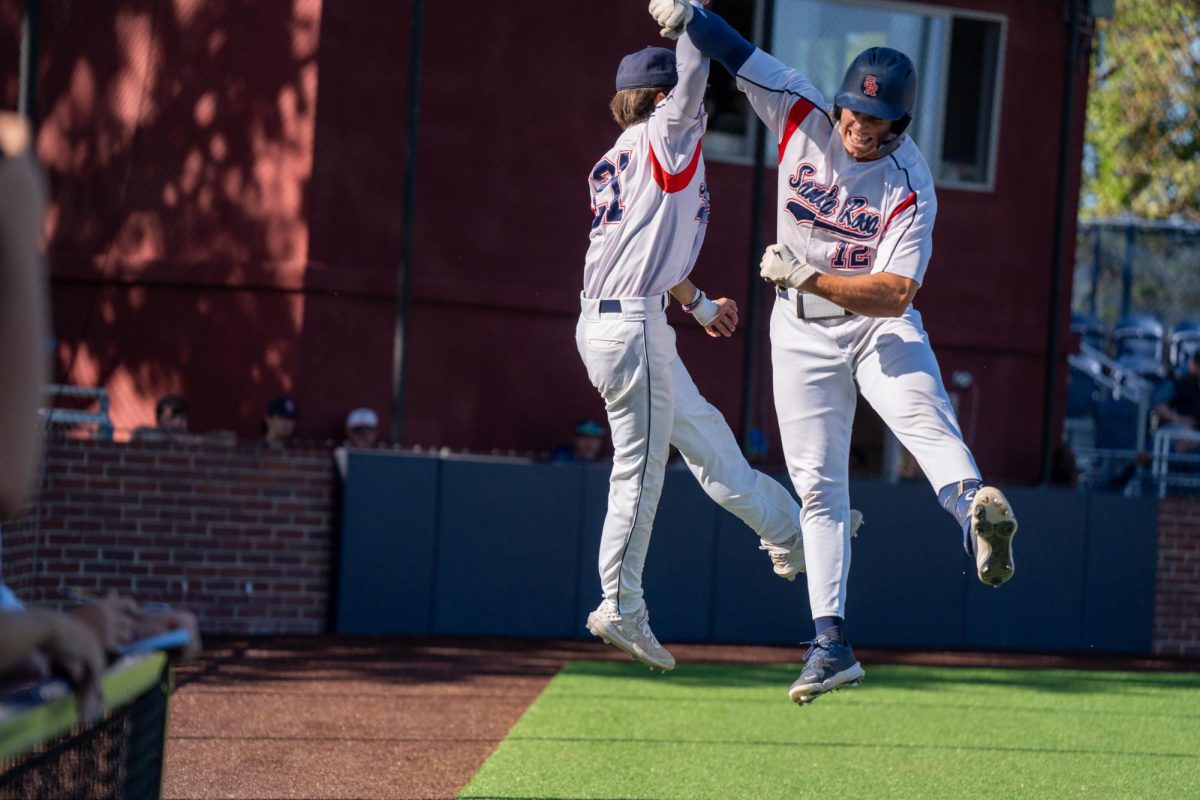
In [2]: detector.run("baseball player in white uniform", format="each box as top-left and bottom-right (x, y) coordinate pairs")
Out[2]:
(579, 24), (863, 672)
(652, 0), (1019, 703)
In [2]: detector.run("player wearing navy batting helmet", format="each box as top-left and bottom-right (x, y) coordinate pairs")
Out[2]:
(653, 0), (1019, 706)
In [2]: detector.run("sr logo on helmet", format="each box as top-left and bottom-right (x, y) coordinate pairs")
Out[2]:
(834, 48), (917, 137)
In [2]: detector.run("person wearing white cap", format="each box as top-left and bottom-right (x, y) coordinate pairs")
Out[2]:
(344, 408), (379, 448)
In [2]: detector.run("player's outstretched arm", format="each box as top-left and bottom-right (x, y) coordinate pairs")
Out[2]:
(657, 3), (825, 141)
(652, 2), (754, 77)
(667, 6), (710, 123)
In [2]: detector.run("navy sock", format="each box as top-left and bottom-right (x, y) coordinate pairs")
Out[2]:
(938, 479), (983, 555)
(814, 616), (843, 642)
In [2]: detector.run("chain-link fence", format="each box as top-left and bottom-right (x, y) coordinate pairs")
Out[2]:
(1074, 219), (1200, 338)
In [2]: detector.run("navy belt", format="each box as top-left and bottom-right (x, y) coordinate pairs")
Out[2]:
(597, 296), (668, 313)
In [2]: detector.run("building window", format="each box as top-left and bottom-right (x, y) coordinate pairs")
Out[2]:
(705, 0), (1005, 191)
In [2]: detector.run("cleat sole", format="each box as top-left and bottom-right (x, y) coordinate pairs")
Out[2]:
(788, 663), (865, 705)
(972, 487), (1018, 587)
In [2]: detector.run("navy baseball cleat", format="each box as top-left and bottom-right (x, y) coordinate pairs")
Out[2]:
(760, 510), (864, 581)
(967, 486), (1018, 587)
(788, 634), (865, 705)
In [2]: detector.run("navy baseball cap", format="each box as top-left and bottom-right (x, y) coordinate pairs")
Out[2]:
(615, 47), (678, 91)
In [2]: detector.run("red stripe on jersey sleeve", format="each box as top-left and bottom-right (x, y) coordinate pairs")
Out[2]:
(884, 191), (917, 231)
(649, 140), (703, 194)
(778, 98), (816, 164)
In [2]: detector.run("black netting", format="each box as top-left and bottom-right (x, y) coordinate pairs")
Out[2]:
(0, 674), (169, 800)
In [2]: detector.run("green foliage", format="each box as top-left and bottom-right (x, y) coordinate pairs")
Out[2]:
(1085, 1), (1200, 221)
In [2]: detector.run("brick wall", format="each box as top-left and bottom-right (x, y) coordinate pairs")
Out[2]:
(1, 437), (335, 634)
(1155, 498), (1200, 657)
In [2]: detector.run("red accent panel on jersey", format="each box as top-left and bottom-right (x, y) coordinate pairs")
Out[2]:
(884, 192), (917, 231)
(649, 140), (703, 194)
(778, 98), (817, 164)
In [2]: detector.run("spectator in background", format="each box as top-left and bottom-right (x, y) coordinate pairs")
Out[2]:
(344, 407), (379, 448)
(550, 419), (607, 463)
(132, 394), (192, 442)
(261, 394), (297, 450)
(154, 395), (189, 434)
(334, 407), (380, 479)
(1154, 350), (1200, 453)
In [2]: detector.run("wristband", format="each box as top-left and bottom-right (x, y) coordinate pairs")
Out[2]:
(689, 293), (721, 327)
(682, 288), (705, 313)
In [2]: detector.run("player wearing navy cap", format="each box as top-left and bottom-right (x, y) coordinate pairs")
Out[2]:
(652, 0), (1018, 704)
(578, 15), (863, 673)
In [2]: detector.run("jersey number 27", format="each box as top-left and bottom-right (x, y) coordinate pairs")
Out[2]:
(590, 151), (631, 230)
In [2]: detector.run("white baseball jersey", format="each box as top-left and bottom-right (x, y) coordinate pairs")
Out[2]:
(737, 49), (936, 288)
(731, 48), (977, 624)
(577, 33), (802, 621)
(582, 57), (711, 300)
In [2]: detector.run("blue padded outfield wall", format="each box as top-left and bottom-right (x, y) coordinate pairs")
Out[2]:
(334, 451), (1159, 655)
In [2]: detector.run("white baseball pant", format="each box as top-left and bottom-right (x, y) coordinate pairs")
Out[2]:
(577, 294), (801, 615)
(770, 296), (980, 620)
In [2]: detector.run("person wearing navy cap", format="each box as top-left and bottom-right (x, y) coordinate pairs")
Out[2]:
(261, 394), (297, 450)
(576, 2), (862, 675)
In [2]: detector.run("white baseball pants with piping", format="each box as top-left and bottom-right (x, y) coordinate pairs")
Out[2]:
(770, 295), (980, 621)
(577, 294), (801, 616)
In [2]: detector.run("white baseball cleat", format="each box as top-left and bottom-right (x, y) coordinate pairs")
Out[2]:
(586, 600), (675, 672)
(969, 486), (1018, 587)
(760, 509), (864, 581)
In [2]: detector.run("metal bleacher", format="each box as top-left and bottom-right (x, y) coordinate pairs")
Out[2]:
(1167, 317), (1200, 375)
(1111, 314), (1167, 379)
(39, 385), (114, 440)
(1065, 313), (1168, 494)
(1066, 341), (1156, 492)
(1067, 312), (1200, 496)
(1147, 318), (1200, 496)
(1071, 312), (1107, 353)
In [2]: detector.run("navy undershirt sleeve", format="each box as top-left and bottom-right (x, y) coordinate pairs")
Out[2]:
(686, 7), (755, 76)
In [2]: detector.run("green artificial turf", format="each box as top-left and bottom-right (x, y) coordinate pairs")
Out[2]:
(459, 660), (1200, 800)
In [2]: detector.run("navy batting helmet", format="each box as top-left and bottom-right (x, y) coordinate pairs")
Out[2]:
(833, 47), (917, 135)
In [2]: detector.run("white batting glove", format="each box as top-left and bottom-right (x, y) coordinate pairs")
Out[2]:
(760, 243), (818, 289)
(649, 0), (693, 39)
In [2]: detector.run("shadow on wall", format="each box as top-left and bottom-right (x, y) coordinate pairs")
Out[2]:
(27, 0), (320, 436)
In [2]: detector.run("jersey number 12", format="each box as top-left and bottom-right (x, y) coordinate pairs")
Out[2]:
(831, 241), (873, 269)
